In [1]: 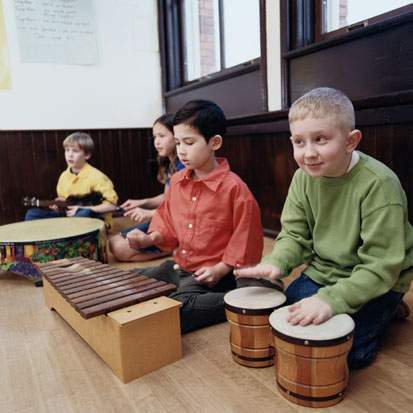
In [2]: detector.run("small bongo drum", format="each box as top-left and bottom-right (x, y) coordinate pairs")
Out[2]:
(0, 217), (106, 285)
(270, 306), (355, 408)
(224, 286), (286, 367)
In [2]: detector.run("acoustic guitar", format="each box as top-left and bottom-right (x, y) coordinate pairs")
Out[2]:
(23, 192), (104, 209)
(22, 192), (125, 216)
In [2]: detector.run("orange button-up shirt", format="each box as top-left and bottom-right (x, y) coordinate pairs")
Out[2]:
(149, 158), (263, 272)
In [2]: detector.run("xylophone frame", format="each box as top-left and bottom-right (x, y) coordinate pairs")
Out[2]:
(42, 259), (182, 383)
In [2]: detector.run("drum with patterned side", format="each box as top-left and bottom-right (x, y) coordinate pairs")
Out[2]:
(0, 217), (106, 285)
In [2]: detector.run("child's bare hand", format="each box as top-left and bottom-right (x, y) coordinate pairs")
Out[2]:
(121, 199), (145, 211)
(126, 229), (152, 249)
(49, 197), (65, 210)
(66, 205), (82, 216)
(124, 207), (151, 223)
(287, 296), (333, 326)
(193, 266), (223, 288)
(233, 263), (282, 283)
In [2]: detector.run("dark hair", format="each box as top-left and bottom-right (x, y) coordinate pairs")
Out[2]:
(153, 113), (174, 132)
(153, 113), (178, 185)
(173, 99), (226, 141)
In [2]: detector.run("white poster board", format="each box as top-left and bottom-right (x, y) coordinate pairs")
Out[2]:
(0, 0), (162, 130)
(15, 0), (98, 65)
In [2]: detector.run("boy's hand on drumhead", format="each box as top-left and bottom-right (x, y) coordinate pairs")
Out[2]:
(234, 263), (282, 283)
(287, 296), (333, 326)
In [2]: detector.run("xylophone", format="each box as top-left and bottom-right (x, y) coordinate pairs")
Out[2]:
(41, 257), (182, 382)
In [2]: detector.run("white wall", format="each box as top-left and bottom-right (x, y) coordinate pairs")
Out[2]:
(266, 0), (282, 111)
(0, 0), (162, 130)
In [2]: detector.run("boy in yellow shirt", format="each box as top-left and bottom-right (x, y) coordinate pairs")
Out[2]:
(25, 132), (118, 227)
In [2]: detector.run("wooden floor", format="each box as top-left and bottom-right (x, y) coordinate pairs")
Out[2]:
(1, 229), (413, 412)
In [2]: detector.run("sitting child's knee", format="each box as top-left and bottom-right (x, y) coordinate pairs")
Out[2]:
(74, 208), (95, 218)
(24, 208), (38, 221)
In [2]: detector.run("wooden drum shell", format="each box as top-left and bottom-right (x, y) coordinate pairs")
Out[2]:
(224, 287), (286, 368)
(226, 312), (275, 368)
(270, 309), (354, 408)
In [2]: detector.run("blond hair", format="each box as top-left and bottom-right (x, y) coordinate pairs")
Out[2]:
(289, 87), (355, 133)
(63, 132), (95, 154)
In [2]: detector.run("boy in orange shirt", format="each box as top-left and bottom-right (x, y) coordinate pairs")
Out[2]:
(127, 100), (264, 333)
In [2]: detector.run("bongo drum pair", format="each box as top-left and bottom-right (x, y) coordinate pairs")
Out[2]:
(0, 217), (106, 285)
(224, 287), (355, 408)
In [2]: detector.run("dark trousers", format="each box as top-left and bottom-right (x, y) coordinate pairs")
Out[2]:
(137, 260), (281, 333)
(136, 260), (237, 333)
(285, 273), (404, 369)
(25, 207), (101, 220)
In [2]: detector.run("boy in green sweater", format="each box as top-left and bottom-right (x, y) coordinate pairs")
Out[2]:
(235, 87), (413, 368)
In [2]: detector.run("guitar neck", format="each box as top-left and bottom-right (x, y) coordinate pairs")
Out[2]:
(35, 199), (68, 208)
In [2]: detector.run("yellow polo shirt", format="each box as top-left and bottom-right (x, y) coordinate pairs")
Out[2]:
(57, 162), (118, 227)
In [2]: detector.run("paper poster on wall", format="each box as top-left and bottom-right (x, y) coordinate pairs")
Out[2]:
(0, 0), (11, 89)
(14, 0), (98, 65)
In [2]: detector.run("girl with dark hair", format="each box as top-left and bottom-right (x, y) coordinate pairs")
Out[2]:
(109, 114), (184, 262)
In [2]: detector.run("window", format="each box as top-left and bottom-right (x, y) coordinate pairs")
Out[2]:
(182, 0), (260, 82)
(316, 0), (413, 41)
(159, 0), (265, 117)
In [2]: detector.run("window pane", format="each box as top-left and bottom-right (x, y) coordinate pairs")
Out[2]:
(223, 0), (260, 68)
(323, 0), (412, 33)
(183, 0), (221, 81)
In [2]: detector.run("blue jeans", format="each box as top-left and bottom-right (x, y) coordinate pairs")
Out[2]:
(25, 207), (101, 220)
(285, 273), (404, 369)
(120, 221), (161, 254)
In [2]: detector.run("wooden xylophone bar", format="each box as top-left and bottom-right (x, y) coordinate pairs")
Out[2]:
(40, 257), (177, 319)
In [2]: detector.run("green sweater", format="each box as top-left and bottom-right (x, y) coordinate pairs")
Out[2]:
(263, 152), (413, 314)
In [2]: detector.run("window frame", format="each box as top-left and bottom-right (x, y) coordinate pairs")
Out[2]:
(314, 1), (413, 43)
(282, 0), (413, 107)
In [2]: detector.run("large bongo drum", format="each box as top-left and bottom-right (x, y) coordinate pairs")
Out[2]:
(224, 286), (286, 367)
(270, 306), (355, 408)
(0, 217), (106, 285)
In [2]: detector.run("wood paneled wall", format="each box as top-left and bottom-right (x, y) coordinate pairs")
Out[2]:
(1, 103), (412, 233)
(0, 129), (162, 225)
(223, 119), (413, 233)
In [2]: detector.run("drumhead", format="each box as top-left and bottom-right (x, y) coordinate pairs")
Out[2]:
(269, 306), (355, 344)
(224, 286), (286, 315)
(0, 217), (104, 243)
